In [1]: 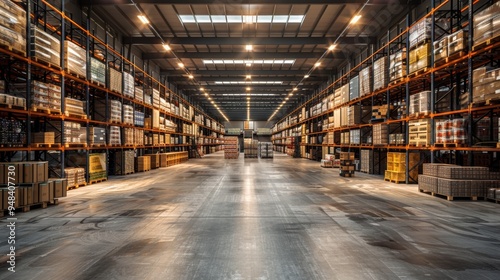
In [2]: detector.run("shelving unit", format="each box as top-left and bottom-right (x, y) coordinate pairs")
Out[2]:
(0, 0), (224, 187)
(272, 0), (500, 184)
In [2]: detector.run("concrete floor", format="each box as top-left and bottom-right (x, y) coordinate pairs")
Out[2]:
(1, 152), (500, 280)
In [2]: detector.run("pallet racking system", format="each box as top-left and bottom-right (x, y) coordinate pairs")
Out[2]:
(0, 0), (225, 186)
(272, 0), (500, 184)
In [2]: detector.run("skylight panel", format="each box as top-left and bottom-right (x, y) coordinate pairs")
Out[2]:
(211, 15), (226, 23)
(179, 15), (196, 23)
(257, 15), (273, 23)
(195, 15), (211, 23)
(273, 16), (288, 23)
(288, 15), (304, 23)
(227, 15), (242, 23)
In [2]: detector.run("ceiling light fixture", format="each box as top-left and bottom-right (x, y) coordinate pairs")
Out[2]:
(246, 87), (251, 91)
(137, 15), (149, 24)
(304, 74), (310, 78)
(246, 75), (251, 79)
(132, 5), (229, 122)
(293, 88), (298, 91)
(328, 44), (337, 51)
(246, 63), (252, 67)
(245, 45), (253, 51)
(200, 87), (204, 91)
(314, 62), (321, 67)
(243, 15), (256, 24)
(179, 14), (304, 24)
(350, 15), (362, 24)
(203, 59), (294, 65)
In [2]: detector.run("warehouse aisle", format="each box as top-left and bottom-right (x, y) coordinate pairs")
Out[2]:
(1, 152), (500, 280)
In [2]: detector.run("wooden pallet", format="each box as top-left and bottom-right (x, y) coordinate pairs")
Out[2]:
(485, 98), (500, 106)
(419, 190), (481, 201)
(110, 120), (122, 124)
(389, 77), (406, 85)
(388, 179), (406, 184)
(0, 144), (25, 148)
(90, 79), (105, 88)
(444, 51), (466, 64)
(31, 106), (62, 115)
(0, 202), (50, 216)
(64, 143), (87, 148)
(418, 188), (435, 195)
(49, 198), (59, 205)
(64, 111), (88, 119)
(0, 103), (26, 110)
(471, 100), (486, 108)
(136, 169), (151, 173)
(67, 182), (86, 190)
(31, 143), (62, 148)
(0, 43), (27, 57)
(472, 34), (500, 51)
(408, 142), (429, 147)
(89, 178), (107, 184)
(31, 56), (61, 70)
(434, 142), (466, 148)
(340, 173), (354, 177)
(408, 67), (429, 78)
(107, 144), (121, 147)
(90, 143), (106, 147)
(64, 68), (86, 80)
(408, 112), (431, 119)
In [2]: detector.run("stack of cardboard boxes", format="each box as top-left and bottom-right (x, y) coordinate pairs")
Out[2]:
(339, 152), (355, 177)
(0, 162), (67, 211)
(419, 164), (500, 200)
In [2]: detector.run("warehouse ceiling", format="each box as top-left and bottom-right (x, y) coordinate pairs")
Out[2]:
(85, 0), (408, 121)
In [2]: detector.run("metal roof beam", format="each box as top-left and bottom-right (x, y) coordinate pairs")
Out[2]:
(125, 36), (375, 45)
(161, 70), (331, 76)
(85, 0), (402, 5)
(143, 51), (346, 60)
(175, 76), (326, 82)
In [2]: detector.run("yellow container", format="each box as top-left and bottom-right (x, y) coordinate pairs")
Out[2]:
(394, 162), (406, 172)
(387, 162), (395, 172)
(384, 170), (392, 180)
(387, 152), (394, 162)
(394, 152), (406, 162)
(391, 171), (406, 182)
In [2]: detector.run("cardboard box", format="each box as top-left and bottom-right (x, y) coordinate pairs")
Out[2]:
(48, 180), (54, 202)
(2, 187), (21, 208)
(49, 178), (67, 198)
(50, 179), (61, 198)
(32, 183), (39, 204)
(23, 163), (33, 183)
(39, 182), (49, 202)
(24, 185), (33, 205)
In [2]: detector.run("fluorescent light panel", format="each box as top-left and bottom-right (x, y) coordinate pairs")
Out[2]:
(220, 93), (278, 96)
(204, 59), (294, 65)
(214, 81), (283, 84)
(138, 15), (149, 24)
(179, 15), (304, 24)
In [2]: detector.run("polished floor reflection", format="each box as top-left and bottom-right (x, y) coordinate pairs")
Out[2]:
(1, 152), (500, 280)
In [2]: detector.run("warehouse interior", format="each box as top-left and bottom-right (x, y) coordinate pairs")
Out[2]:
(1, 0), (500, 278)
